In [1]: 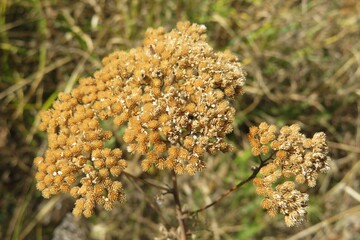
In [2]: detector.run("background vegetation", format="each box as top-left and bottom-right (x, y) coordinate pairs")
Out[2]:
(1, 0), (359, 239)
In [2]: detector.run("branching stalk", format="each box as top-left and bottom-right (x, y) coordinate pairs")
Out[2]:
(185, 157), (270, 216)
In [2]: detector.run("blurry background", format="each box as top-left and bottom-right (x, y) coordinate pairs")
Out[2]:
(1, 0), (359, 239)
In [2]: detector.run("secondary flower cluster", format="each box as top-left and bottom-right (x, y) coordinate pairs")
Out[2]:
(249, 122), (330, 226)
(34, 22), (245, 217)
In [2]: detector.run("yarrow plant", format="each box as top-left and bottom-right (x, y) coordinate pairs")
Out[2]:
(34, 21), (330, 238)
(249, 123), (330, 226)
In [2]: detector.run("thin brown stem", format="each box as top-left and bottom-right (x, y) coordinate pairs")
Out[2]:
(171, 171), (187, 240)
(122, 171), (169, 191)
(185, 160), (267, 216)
(124, 173), (170, 228)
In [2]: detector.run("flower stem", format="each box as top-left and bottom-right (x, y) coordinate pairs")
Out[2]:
(185, 159), (267, 216)
(171, 171), (187, 240)
(122, 171), (169, 191)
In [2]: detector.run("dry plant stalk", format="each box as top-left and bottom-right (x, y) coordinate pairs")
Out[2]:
(33, 21), (330, 235)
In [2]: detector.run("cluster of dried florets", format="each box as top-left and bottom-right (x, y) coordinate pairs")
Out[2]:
(71, 21), (244, 175)
(113, 21), (245, 174)
(34, 22), (245, 217)
(249, 122), (330, 226)
(34, 92), (127, 217)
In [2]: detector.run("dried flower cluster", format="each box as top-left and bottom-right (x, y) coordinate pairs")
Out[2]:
(112, 21), (245, 174)
(33, 21), (330, 228)
(249, 122), (330, 226)
(34, 22), (245, 217)
(34, 92), (127, 217)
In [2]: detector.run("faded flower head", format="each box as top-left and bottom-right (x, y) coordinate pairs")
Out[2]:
(34, 22), (245, 217)
(34, 92), (127, 217)
(71, 21), (245, 175)
(108, 21), (245, 174)
(250, 122), (331, 226)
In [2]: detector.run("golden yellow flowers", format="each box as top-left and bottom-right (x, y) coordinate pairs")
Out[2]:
(34, 21), (245, 218)
(249, 122), (331, 226)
